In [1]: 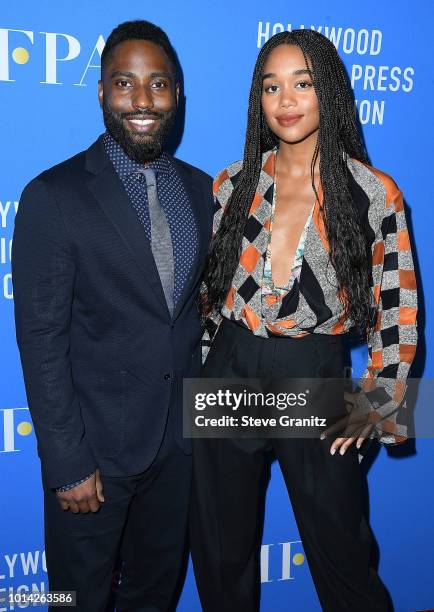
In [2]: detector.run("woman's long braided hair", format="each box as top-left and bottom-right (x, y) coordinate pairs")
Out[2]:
(200, 29), (373, 334)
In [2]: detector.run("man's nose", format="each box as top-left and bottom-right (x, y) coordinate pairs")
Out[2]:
(132, 85), (154, 110)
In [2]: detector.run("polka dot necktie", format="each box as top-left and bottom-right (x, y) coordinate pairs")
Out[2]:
(140, 167), (174, 317)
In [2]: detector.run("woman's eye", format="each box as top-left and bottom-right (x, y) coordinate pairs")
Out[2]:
(264, 84), (280, 93)
(296, 80), (313, 89)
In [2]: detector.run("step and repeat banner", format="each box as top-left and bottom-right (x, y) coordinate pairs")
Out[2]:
(1, 1), (433, 611)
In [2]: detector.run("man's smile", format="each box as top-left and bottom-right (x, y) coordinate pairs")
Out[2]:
(125, 116), (160, 132)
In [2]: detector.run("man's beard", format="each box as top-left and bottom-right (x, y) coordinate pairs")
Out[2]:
(102, 97), (176, 163)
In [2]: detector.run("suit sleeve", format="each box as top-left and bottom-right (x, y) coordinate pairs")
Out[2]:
(358, 185), (417, 444)
(12, 179), (96, 488)
(201, 170), (229, 363)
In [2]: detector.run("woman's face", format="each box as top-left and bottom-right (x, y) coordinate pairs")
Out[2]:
(261, 44), (319, 145)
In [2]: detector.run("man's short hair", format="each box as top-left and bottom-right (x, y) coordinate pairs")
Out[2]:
(101, 20), (178, 77)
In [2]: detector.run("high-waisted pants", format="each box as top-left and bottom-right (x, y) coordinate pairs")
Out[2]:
(190, 319), (390, 612)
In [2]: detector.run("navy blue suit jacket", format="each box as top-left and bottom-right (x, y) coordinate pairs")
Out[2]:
(12, 137), (214, 489)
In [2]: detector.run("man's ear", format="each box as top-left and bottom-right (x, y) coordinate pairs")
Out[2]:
(98, 80), (103, 108)
(175, 82), (180, 107)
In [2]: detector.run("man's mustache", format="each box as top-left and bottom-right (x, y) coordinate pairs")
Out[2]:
(121, 110), (165, 120)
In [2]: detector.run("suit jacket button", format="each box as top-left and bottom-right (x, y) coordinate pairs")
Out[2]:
(164, 373), (171, 381)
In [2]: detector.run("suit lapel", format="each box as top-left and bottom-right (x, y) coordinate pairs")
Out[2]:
(85, 138), (170, 313)
(170, 157), (209, 320)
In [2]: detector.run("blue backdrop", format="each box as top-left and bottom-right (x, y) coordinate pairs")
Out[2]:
(1, 1), (433, 611)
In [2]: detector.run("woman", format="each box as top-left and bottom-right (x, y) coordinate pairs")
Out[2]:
(190, 30), (417, 612)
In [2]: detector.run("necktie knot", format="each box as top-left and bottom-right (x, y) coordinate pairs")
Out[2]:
(134, 167), (157, 187)
(142, 167), (157, 188)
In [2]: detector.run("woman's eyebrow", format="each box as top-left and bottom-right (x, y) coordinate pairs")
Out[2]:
(262, 68), (312, 80)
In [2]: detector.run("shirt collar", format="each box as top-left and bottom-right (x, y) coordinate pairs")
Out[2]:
(102, 131), (172, 179)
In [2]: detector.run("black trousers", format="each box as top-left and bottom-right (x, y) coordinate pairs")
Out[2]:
(44, 396), (191, 612)
(190, 319), (390, 612)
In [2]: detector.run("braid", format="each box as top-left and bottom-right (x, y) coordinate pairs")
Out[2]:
(200, 29), (373, 334)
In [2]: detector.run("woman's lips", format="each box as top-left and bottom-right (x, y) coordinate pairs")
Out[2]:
(276, 114), (303, 127)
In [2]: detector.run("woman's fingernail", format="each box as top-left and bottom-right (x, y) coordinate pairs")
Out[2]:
(340, 447), (345, 455)
(330, 447), (336, 455)
(320, 433), (325, 440)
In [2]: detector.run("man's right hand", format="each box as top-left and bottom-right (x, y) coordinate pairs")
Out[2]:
(56, 469), (105, 513)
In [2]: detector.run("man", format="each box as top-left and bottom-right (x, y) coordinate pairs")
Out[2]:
(12, 20), (213, 611)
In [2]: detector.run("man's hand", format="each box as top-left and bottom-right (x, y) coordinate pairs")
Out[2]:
(56, 469), (105, 513)
(320, 391), (375, 455)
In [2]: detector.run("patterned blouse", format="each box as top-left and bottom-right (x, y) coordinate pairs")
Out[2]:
(262, 178), (314, 299)
(203, 149), (418, 445)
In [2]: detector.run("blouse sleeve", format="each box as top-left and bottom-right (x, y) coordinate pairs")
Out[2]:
(358, 184), (418, 444)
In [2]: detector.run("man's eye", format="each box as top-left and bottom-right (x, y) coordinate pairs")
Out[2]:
(152, 81), (168, 89)
(116, 80), (132, 88)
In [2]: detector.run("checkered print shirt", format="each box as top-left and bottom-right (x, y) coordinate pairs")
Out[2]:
(204, 149), (418, 445)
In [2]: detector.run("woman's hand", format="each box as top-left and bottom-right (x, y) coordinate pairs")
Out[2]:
(320, 391), (375, 455)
